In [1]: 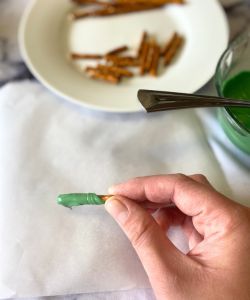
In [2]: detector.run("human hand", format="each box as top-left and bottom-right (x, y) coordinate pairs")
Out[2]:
(105, 174), (250, 300)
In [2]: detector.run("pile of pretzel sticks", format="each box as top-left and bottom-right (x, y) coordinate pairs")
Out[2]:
(70, 0), (185, 20)
(70, 31), (184, 84)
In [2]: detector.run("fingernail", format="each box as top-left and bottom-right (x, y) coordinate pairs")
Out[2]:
(105, 197), (129, 225)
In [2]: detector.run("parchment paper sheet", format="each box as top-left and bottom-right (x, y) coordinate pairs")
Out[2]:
(0, 81), (230, 298)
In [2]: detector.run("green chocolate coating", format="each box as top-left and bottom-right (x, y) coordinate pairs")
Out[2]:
(222, 71), (250, 129)
(57, 193), (104, 208)
(219, 71), (250, 154)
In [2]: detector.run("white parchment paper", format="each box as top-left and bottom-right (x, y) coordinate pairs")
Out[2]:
(0, 81), (230, 298)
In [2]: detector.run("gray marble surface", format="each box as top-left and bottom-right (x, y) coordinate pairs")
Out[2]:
(0, 0), (33, 86)
(0, 1), (249, 299)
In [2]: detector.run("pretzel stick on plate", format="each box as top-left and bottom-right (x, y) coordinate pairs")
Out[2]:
(106, 45), (129, 56)
(70, 0), (185, 20)
(144, 38), (156, 73)
(106, 55), (140, 67)
(161, 32), (178, 56)
(137, 31), (148, 58)
(71, 0), (108, 5)
(72, 0), (184, 4)
(163, 34), (183, 65)
(85, 67), (121, 84)
(97, 64), (134, 77)
(149, 43), (161, 76)
(113, 0), (184, 4)
(71, 53), (103, 60)
(71, 3), (163, 19)
(140, 40), (150, 75)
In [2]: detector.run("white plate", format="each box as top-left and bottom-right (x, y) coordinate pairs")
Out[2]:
(19, 0), (228, 113)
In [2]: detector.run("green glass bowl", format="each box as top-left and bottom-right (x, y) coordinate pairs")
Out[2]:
(215, 28), (250, 154)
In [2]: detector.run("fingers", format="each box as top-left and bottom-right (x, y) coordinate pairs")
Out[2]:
(109, 174), (233, 213)
(109, 174), (238, 238)
(105, 195), (190, 292)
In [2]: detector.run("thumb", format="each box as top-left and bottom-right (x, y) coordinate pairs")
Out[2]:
(105, 196), (189, 291)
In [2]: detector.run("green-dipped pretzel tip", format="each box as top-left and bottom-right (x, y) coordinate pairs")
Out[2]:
(57, 193), (104, 208)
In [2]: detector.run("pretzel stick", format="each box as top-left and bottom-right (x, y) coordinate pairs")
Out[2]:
(149, 44), (160, 76)
(71, 0), (108, 5)
(106, 54), (136, 60)
(144, 39), (156, 73)
(137, 31), (148, 58)
(71, 3), (163, 19)
(114, 0), (184, 4)
(106, 55), (139, 67)
(109, 2), (163, 8)
(97, 64), (134, 77)
(72, 0), (184, 4)
(86, 67), (120, 84)
(140, 41), (150, 75)
(71, 53), (103, 59)
(164, 34), (183, 65)
(161, 32), (178, 56)
(106, 45), (128, 56)
(70, 0), (185, 20)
